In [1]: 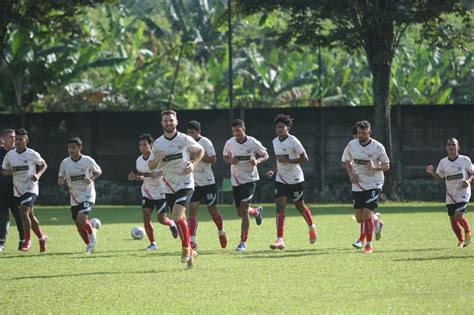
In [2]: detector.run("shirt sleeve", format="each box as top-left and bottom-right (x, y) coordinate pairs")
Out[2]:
(465, 157), (474, 174)
(341, 145), (352, 162)
(186, 135), (203, 153)
(376, 145), (390, 164)
(32, 151), (45, 166)
(254, 139), (267, 155)
(204, 139), (216, 157)
(58, 160), (65, 178)
(436, 161), (445, 178)
(89, 158), (102, 174)
(2, 154), (11, 170)
(293, 138), (306, 156)
(223, 141), (230, 157)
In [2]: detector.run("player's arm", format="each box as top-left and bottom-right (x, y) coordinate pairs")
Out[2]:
(344, 161), (359, 184)
(367, 160), (390, 172)
(202, 154), (217, 164)
(148, 150), (162, 170)
(276, 152), (309, 164)
(128, 171), (144, 181)
(1, 168), (12, 176)
(425, 165), (443, 182)
(1, 157), (12, 176)
(32, 162), (47, 182)
(223, 144), (238, 164)
(266, 161), (277, 178)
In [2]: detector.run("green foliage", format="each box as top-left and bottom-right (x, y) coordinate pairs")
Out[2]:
(1, 204), (473, 313)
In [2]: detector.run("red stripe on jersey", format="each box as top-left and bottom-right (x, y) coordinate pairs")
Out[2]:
(13, 184), (22, 196)
(233, 174), (240, 185)
(143, 188), (153, 200)
(162, 177), (175, 193)
(277, 172), (288, 184)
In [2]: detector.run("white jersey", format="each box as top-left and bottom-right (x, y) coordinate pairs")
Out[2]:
(58, 155), (102, 206)
(2, 148), (45, 197)
(341, 138), (390, 192)
(223, 136), (267, 186)
(136, 154), (165, 200)
(436, 155), (473, 204)
(194, 136), (216, 186)
(272, 134), (306, 184)
(150, 132), (203, 193)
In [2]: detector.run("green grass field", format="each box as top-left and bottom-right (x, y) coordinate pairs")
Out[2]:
(1, 203), (473, 314)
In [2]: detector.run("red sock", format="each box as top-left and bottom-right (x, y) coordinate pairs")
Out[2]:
(144, 221), (155, 243)
(277, 212), (285, 238)
(84, 221), (94, 234)
(188, 215), (197, 236)
(302, 208), (314, 226)
(163, 217), (173, 227)
(211, 212), (224, 230)
(31, 226), (43, 239)
(176, 219), (190, 247)
(241, 231), (248, 242)
(364, 217), (374, 242)
(248, 207), (258, 217)
(79, 227), (89, 244)
(359, 222), (366, 242)
(24, 230), (31, 242)
(450, 217), (464, 241)
(459, 217), (471, 233)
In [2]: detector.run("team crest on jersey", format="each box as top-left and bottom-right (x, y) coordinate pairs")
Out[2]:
(178, 145), (183, 150)
(246, 149), (251, 153)
(23, 160), (27, 163)
(283, 148), (287, 152)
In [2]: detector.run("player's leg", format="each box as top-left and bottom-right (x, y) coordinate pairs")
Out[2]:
(76, 207), (95, 253)
(8, 196), (24, 250)
(270, 195), (286, 250)
(188, 200), (200, 249)
(170, 189), (195, 266)
(19, 200), (32, 251)
(454, 203), (470, 247)
(142, 204), (157, 250)
(447, 204), (464, 247)
(245, 183), (263, 225)
(354, 208), (365, 247)
(0, 194), (8, 251)
(362, 208), (375, 254)
(156, 199), (178, 240)
(72, 205), (89, 245)
(237, 201), (251, 251)
(205, 184), (226, 248)
(292, 183), (316, 245)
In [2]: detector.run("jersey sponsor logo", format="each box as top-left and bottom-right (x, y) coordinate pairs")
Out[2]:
(13, 165), (29, 171)
(446, 173), (463, 181)
(162, 153), (183, 162)
(354, 159), (369, 165)
(236, 155), (251, 161)
(70, 174), (86, 181)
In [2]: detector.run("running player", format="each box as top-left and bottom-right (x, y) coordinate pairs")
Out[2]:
(148, 110), (204, 268)
(266, 114), (316, 250)
(426, 138), (473, 248)
(342, 125), (384, 249)
(58, 137), (102, 253)
(186, 121), (227, 249)
(0, 129), (24, 252)
(128, 133), (178, 251)
(341, 121), (390, 254)
(223, 119), (268, 251)
(1, 129), (48, 252)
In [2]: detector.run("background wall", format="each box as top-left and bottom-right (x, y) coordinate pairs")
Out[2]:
(1, 105), (473, 204)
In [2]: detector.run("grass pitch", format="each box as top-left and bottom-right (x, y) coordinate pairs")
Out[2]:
(1, 203), (472, 314)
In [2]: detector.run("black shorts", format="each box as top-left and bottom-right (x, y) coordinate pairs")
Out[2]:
(232, 182), (256, 208)
(142, 197), (168, 213)
(190, 184), (217, 206)
(165, 188), (194, 209)
(71, 201), (93, 220)
(352, 188), (381, 210)
(446, 202), (468, 217)
(16, 192), (38, 207)
(275, 181), (304, 202)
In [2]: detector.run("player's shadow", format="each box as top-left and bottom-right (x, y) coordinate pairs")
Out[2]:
(376, 247), (447, 254)
(237, 248), (331, 259)
(393, 255), (472, 262)
(0, 252), (78, 259)
(9, 270), (168, 281)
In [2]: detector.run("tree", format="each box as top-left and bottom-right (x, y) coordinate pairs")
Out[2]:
(0, 0), (114, 119)
(237, 0), (472, 198)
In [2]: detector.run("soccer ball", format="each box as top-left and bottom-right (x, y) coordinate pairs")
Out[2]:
(90, 218), (101, 230)
(131, 227), (145, 240)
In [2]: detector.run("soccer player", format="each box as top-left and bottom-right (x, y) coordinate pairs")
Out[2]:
(0, 129), (24, 252)
(342, 125), (384, 249)
(58, 137), (102, 253)
(148, 110), (204, 268)
(266, 114), (316, 250)
(341, 121), (390, 254)
(186, 121), (227, 250)
(128, 133), (178, 251)
(223, 119), (268, 251)
(1, 129), (48, 252)
(426, 138), (473, 248)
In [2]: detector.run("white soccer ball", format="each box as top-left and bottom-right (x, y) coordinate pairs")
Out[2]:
(90, 218), (101, 230)
(131, 227), (145, 240)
